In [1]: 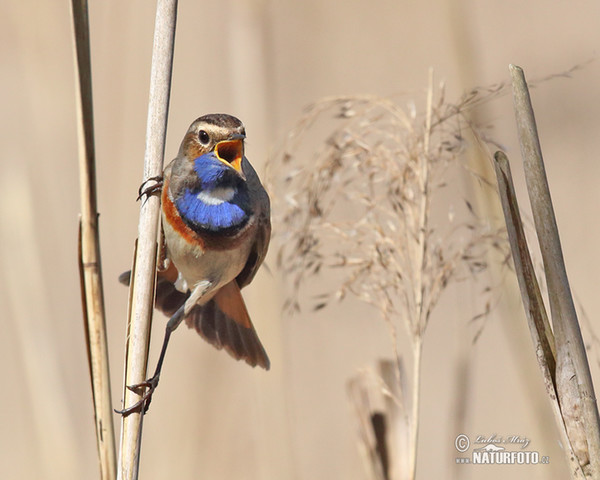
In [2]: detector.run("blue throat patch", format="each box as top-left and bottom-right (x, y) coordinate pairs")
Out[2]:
(193, 153), (228, 188)
(175, 152), (250, 232)
(176, 188), (249, 231)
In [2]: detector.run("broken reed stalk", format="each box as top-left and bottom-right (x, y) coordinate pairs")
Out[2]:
(510, 64), (600, 477)
(348, 363), (397, 480)
(117, 1), (177, 479)
(492, 64), (600, 478)
(493, 151), (586, 478)
(71, 1), (117, 479)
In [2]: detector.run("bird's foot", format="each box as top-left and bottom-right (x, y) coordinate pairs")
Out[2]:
(137, 176), (164, 201)
(115, 374), (160, 416)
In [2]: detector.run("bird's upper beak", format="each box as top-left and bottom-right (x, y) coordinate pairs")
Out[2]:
(215, 134), (246, 179)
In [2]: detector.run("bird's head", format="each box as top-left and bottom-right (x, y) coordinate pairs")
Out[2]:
(179, 113), (247, 182)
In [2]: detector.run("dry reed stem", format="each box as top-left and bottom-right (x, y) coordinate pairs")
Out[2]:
(504, 64), (600, 478)
(404, 69), (434, 480)
(117, 1), (177, 479)
(71, 1), (117, 478)
(493, 151), (585, 479)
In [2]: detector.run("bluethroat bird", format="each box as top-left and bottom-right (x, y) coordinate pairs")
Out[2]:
(118, 114), (270, 415)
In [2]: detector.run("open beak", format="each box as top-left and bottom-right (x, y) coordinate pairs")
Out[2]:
(215, 134), (246, 179)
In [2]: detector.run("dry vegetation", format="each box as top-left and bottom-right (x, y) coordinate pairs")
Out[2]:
(266, 64), (600, 480)
(267, 72), (511, 479)
(270, 79), (510, 322)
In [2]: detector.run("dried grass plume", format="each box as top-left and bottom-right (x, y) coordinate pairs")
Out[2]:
(267, 72), (511, 480)
(268, 74), (509, 341)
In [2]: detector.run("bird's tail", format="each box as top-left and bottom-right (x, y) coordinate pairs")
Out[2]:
(184, 280), (270, 370)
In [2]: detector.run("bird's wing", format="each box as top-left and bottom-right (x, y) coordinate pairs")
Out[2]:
(236, 212), (271, 289)
(236, 157), (271, 289)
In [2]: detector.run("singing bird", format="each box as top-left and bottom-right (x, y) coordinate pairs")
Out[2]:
(119, 114), (270, 414)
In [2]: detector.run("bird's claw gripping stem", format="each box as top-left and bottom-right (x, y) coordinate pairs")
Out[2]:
(137, 175), (164, 201)
(115, 374), (160, 416)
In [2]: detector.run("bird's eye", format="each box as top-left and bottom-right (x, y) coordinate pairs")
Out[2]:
(198, 130), (210, 145)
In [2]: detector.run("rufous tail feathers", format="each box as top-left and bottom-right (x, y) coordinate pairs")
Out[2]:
(185, 281), (270, 369)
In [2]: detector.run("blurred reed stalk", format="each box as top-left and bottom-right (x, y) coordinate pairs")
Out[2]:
(117, 1), (177, 479)
(492, 64), (600, 479)
(270, 71), (509, 479)
(71, 1), (117, 479)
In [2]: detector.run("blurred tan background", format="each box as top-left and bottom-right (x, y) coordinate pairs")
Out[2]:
(2, 0), (600, 479)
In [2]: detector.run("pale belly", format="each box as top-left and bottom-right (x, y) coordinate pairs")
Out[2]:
(162, 213), (251, 304)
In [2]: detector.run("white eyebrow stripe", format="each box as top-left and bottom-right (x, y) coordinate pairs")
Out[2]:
(197, 187), (236, 205)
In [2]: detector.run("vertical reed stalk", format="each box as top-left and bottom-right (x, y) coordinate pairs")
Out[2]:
(407, 337), (422, 480)
(117, 1), (177, 479)
(71, 1), (117, 479)
(406, 68), (434, 480)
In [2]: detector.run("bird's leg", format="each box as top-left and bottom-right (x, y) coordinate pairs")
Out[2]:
(137, 175), (164, 201)
(116, 280), (211, 415)
(116, 305), (185, 415)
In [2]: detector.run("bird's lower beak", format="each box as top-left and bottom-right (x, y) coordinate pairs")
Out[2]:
(215, 137), (245, 179)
